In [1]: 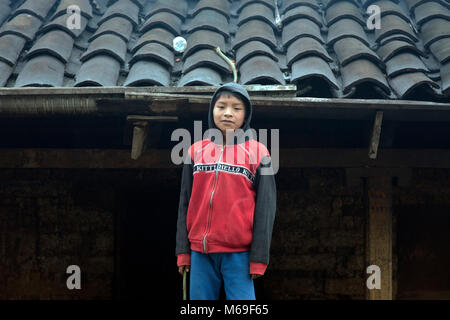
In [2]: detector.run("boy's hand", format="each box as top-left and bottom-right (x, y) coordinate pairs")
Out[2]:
(178, 265), (190, 275)
(251, 274), (262, 279)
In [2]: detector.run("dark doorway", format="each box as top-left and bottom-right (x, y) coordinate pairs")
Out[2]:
(115, 181), (181, 299)
(396, 204), (450, 299)
(114, 170), (266, 300)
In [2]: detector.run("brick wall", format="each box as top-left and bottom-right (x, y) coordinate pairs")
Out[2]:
(0, 167), (449, 299)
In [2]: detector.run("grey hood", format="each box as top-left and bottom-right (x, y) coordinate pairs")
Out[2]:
(207, 82), (254, 145)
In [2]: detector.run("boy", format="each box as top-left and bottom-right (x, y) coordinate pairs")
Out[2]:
(175, 83), (277, 300)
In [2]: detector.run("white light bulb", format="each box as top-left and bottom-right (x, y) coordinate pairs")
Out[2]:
(173, 36), (187, 53)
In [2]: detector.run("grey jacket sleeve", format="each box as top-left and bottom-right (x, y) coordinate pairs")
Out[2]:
(175, 157), (194, 256)
(250, 155), (277, 265)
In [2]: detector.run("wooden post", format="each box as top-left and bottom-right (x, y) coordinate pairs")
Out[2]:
(368, 111), (383, 159)
(131, 121), (149, 160)
(365, 175), (393, 300)
(126, 115), (178, 160)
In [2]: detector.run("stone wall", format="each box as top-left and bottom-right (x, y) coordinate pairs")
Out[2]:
(0, 169), (116, 299)
(0, 167), (449, 299)
(266, 168), (367, 299)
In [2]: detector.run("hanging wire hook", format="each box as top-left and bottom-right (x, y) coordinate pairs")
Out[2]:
(215, 47), (238, 83)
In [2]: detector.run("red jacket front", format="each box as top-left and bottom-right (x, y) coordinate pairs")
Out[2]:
(176, 138), (276, 275)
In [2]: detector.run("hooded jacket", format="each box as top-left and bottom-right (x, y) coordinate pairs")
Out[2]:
(175, 83), (277, 275)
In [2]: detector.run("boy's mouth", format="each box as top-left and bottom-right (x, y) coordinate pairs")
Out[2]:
(221, 120), (234, 124)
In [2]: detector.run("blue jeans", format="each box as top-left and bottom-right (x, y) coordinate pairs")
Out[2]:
(190, 250), (256, 300)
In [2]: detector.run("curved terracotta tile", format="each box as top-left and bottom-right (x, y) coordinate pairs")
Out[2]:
(429, 38), (450, 64)
(90, 16), (133, 43)
(26, 30), (75, 63)
(333, 37), (384, 69)
(360, 0), (400, 10)
(12, 0), (58, 22)
(286, 37), (332, 67)
(340, 58), (390, 95)
(389, 71), (439, 98)
(235, 20), (277, 50)
(377, 39), (425, 62)
(236, 40), (278, 68)
(182, 30), (226, 61)
(0, 2), (11, 27)
(0, 60), (13, 87)
(375, 15), (418, 44)
(414, 1), (450, 27)
(178, 67), (222, 86)
(291, 56), (339, 89)
(238, 3), (276, 30)
(405, 0), (450, 12)
(0, 34), (26, 66)
(191, 0), (230, 20)
(237, 0), (276, 14)
(15, 54), (65, 87)
(327, 18), (369, 47)
(187, 9), (229, 39)
(239, 55), (285, 85)
(284, 5), (323, 27)
(51, 0), (92, 20)
(323, 0), (360, 10)
(125, 60), (170, 86)
(420, 18), (450, 49)
(144, 0), (187, 21)
(80, 34), (127, 65)
(441, 61), (450, 95)
(325, 1), (365, 27)
(97, 0), (139, 28)
(140, 12), (182, 35)
(75, 55), (121, 86)
(182, 49), (230, 75)
(130, 42), (174, 68)
(0, 13), (42, 41)
(131, 28), (175, 54)
(373, 0), (411, 22)
(39, 13), (89, 39)
(281, 0), (320, 14)
(385, 52), (429, 78)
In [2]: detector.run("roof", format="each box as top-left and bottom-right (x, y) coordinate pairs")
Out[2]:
(0, 0), (449, 102)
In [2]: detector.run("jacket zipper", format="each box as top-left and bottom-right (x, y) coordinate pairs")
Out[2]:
(203, 144), (225, 253)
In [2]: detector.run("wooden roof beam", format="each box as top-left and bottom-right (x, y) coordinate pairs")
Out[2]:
(126, 115), (178, 160)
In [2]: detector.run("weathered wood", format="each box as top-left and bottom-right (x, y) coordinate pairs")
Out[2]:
(369, 111), (384, 159)
(131, 121), (148, 160)
(365, 175), (393, 300)
(1, 148), (450, 168)
(126, 115), (178, 122)
(0, 88), (449, 119)
(0, 85), (297, 96)
(125, 116), (178, 149)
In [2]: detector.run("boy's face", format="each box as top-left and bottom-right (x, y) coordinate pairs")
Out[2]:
(213, 94), (246, 137)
